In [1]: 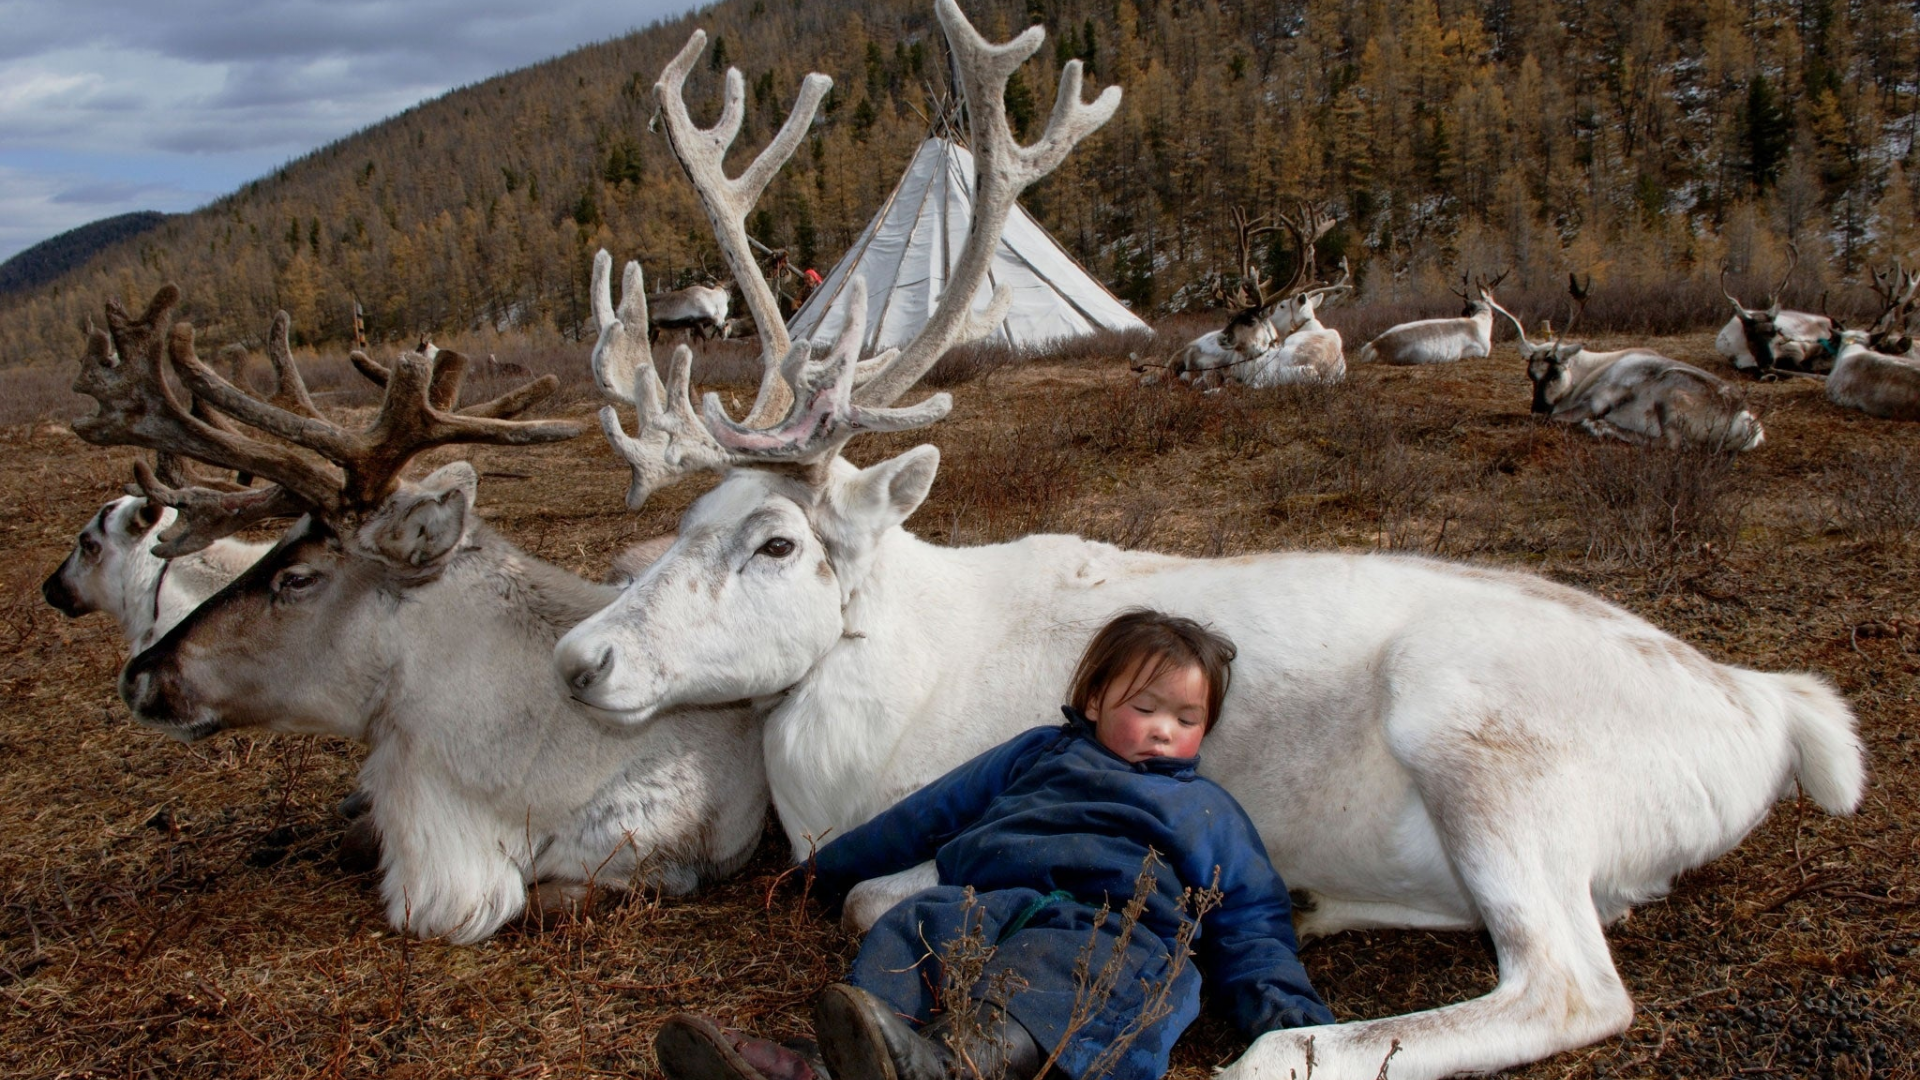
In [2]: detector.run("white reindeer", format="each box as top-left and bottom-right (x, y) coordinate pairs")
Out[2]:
(1161, 208), (1289, 390)
(554, 8), (1863, 1079)
(1354, 270), (1508, 365)
(72, 289), (769, 944)
(1716, 248), (1836, 376)
(1490, 282), (1765, 451)
(1826, 328), (1920, 421)
(1242, 261), (1352, 388)
(44, 495), (268, 654)
(649, 282), (732, 341)
(1167, 205), (1343, 390)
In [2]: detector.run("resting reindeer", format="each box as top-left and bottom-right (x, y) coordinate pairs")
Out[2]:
(554, 6), (1862, 1078)
(1716, 247), (1835, 376)
(1167, 205), (1341, 389)
(649, 281), (732, 341)
(1355, 269), (1508, 364)
(1491, 278), (1764, 451)
(45, 493), (268, 655)
(1163, 208), (1288, 389)
(1243, 257), (1352, 388)
(1824, 326), (1920, 422)
(72, 288), (768, 944)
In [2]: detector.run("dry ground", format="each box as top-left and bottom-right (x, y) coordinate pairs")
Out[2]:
(0, 330), (1915, 1079)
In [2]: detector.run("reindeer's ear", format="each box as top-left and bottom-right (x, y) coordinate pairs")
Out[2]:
(358, 462), (478, 569)
(837, 445), (939, 534)
(131, 499), (164, 533)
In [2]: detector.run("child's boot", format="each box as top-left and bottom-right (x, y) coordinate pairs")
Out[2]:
(656, 1013), (830, 1080)
(922, 1002), (1044, 1080)
(813, 984), (948, 1080)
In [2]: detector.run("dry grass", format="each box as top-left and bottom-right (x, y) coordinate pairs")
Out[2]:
(1, 329), (1915, 1080)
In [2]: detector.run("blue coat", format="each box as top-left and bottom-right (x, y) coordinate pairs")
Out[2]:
(813, 710), (1333, 1080)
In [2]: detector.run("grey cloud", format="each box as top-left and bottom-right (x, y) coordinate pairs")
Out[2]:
(53, 179), (165, 205)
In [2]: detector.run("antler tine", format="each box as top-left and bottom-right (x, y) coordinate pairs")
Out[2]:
(656, 30), (833, 426)
(853, 0), (1121, 408)
(1718, 260), (1746, 310)
(591, 249), (734, 508)
(1558, 272), (1591, 342)
(72, 288), (343, 515)
(701, 277), (949, 462)
(259, 311), (326, 419)
(1449, 269), (1471, 301)
(133, 458), (310, 558)
(1484, 295), (1532, 349)
(1771, 242), (1799, 306)
(350, 344), (553, 419)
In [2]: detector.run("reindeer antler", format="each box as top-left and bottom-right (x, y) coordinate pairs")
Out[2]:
(73, 286), (580, 554)
(591, 252), (950, 507)
(1770, 243), (1799, 307)
(655, 29), (832, 426)
(595, 0), (1118, 508)
(1273, 201), (1337, 302)
(1226, 206), (1280, 309)
(1558, 272), (1592, 343)
(852, 0), (1121, 407)
(1867, 263), (1920, 345)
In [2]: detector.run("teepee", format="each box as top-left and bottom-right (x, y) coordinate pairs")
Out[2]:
(788, 137), (1147, 353)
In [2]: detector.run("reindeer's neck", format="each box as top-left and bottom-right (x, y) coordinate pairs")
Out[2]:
(763, 528), (1182, 855)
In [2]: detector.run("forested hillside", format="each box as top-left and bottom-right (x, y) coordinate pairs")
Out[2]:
(2, 0), (1916, 365)
(0, 212), (170, 298)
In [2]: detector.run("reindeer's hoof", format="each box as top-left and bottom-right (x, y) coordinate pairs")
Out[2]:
(337, 816), (381, 875)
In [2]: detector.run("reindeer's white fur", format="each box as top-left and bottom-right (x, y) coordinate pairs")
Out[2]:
(122, 465), (768, 943)
(1242, 294), (1347, 387)
(1715, 311), (1833, 373)
(1356, 298), (1494, 365)
(1827, 332), (1920, 421)
(557, 451), (1862, 1080)
(45, 496), (268, 653)
(650, 284), (732, 339)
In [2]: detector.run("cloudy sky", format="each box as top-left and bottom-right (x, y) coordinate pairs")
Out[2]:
(0, 0), (708, 263)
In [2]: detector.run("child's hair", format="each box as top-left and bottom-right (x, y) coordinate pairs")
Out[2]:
(1068, 609), (1238, 730)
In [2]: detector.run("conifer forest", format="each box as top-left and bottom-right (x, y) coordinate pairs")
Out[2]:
(2, 0), (1917, 363)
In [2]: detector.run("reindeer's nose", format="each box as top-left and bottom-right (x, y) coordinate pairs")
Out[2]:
(42, 569), (83, 617)
(563, 644), (616, 698)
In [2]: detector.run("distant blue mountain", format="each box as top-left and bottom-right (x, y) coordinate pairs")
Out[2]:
(0, 212), (171, 296)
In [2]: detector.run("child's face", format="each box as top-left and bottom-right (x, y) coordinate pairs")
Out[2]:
(1086, 658), (1209, 762)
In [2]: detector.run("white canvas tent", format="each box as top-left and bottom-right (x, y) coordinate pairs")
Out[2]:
(788, 137), (1148, 353)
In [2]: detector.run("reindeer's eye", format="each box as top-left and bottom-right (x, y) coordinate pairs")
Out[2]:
(272, 566), (323, 597)
(756, 537), (795, 559)
(79, 535), (101, 558)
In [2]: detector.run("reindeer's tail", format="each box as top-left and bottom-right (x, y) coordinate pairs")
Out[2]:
(1730, 410), (1765, 451)
(1736, 669), (1864, 813)
(1354, 341), (1379, 365)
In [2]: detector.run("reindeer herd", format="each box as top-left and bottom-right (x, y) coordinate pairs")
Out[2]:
(37, 4), (1876, 1080)
(1167, 219), (1920, 443)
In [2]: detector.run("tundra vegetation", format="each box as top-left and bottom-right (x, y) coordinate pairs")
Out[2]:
(4, 316), (1911, 1078)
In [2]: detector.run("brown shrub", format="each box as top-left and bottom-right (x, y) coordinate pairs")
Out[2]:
(1814, 446), (1920, 543)
(0, 364), (88, 428)
(1546, 441), (1747, 566)
(1264, 386), (1459, 550)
